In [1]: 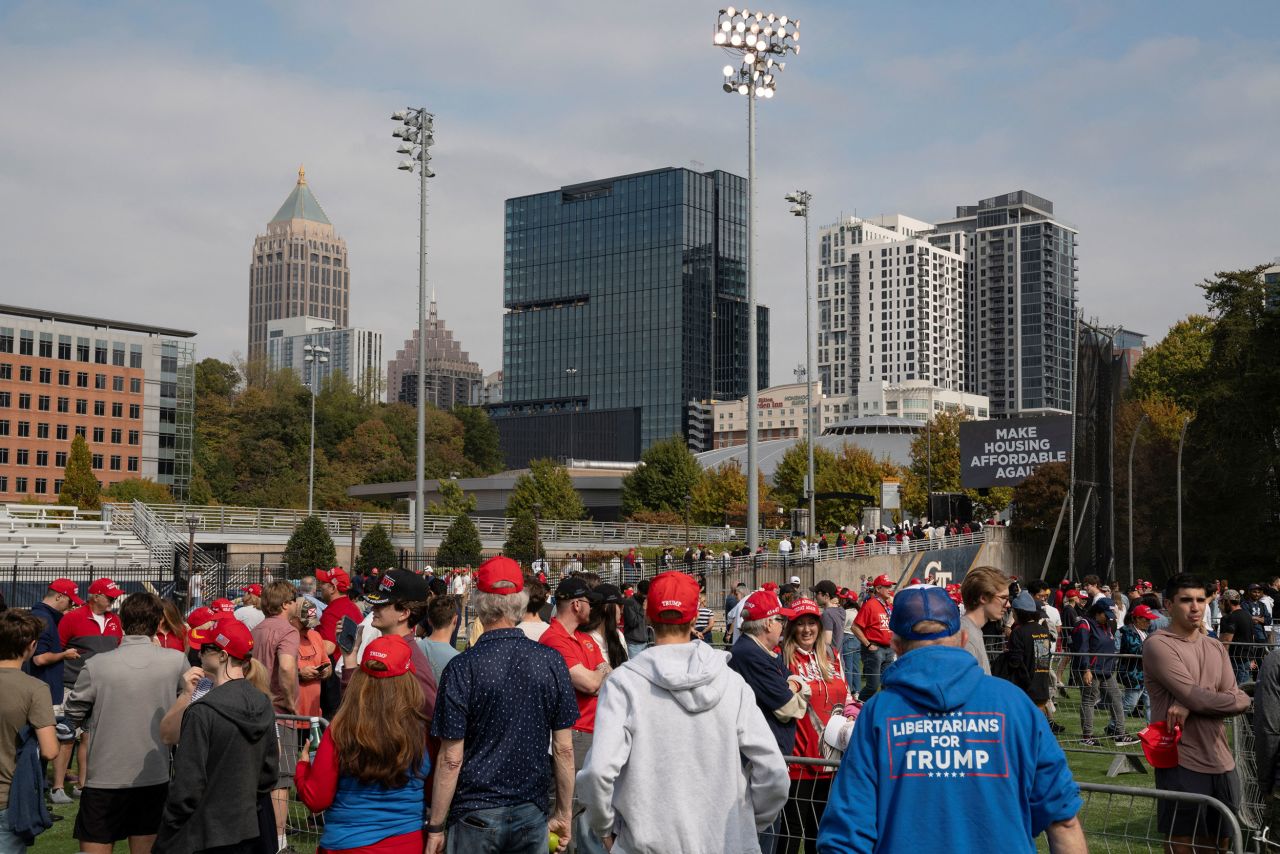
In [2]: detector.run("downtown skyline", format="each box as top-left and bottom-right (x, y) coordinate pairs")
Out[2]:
(1, 1), (1278, 384)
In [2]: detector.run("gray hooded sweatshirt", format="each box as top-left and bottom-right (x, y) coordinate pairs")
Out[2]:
(576, 641), (789, 854)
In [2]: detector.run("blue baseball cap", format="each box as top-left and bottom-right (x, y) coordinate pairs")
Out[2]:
(889, 585), (961, 641)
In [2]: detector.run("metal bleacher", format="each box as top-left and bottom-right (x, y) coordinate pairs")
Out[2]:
(0, 504), (153, 567)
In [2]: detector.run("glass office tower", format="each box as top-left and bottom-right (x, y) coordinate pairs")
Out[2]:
(494, 167), (769, 462)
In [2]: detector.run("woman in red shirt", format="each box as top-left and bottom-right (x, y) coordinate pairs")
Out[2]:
(156, 599), (188, 653)
(779, 598), (853, 854)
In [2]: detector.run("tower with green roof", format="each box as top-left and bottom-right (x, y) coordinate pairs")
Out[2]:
(247, 167), (350, 366)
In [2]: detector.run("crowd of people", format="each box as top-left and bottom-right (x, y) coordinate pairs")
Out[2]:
(0, 558), (1273, 853)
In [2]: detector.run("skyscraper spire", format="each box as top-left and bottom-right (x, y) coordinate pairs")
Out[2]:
(298, 164), (306, 185)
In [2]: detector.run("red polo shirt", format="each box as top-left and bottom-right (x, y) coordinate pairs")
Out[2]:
(540, 618), (605, 733)
(58, 605), (123, 648)
(854, 596), (892, 647)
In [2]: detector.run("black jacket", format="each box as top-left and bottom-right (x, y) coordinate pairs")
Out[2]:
(155, 679), (279, 854)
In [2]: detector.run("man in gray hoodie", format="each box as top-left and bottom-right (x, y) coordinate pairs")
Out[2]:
(577, 571), (789, 853)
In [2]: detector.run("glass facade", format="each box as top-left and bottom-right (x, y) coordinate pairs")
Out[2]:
(496, 167), (769, 454)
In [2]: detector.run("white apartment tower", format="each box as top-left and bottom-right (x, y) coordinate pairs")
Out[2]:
(816, 214), (966, 398)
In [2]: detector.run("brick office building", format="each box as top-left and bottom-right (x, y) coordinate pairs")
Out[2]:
(0, 306), (196, 501)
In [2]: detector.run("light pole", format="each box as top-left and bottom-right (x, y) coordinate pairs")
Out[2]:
(391, 107), (436, 560)
(785, 189), (814, 541)
(1177, 414), (1192, 574)
(713, 6), (800, 554)
(565, 367), (579, 460)
(1126, 412), (1148, 587)
(185, 513), (200, 606)
(684, 493), (692, 550)
(303, 342), (330, 514)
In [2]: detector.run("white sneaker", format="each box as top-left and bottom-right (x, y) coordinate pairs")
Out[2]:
(71, 786), (84, 799)
(50, 788), (73, 805)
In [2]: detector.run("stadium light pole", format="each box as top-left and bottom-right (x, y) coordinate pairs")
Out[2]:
(391, 107), (436, 559)
(713, 6), (800, 552)
(303, 343), (330, 515)
(785, 189), (813, 540)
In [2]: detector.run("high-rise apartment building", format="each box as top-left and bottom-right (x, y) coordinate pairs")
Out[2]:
(386, 296), (483, 411)
(265, 317), (383, 403)
(247, 168), (349, 366)
(816, 214), (966, 398)
(0, 306), (196, 500)
(492, 167), (769, 464)
(935, 191), (1077, 416)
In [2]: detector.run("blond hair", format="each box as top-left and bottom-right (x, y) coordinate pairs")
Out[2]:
(782, 616), (836, 680)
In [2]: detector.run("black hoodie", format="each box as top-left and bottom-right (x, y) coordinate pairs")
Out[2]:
(155, 678), (279, 854)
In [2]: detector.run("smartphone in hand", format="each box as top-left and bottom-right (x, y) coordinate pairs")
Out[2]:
(336, 617), (359, 654)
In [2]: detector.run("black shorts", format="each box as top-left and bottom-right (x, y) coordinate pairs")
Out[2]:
(1154, 766), (1240, 839)
(74, 783), (169, 843)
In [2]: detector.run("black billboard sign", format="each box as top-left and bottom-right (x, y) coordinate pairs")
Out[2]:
(959, 415), (1072, 488)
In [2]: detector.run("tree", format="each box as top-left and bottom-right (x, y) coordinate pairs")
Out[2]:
(453, 405), (505, 475)
(428, 480), (477, 517)
(503, 510), (543, 566)
(621, 437), (701, 517)
(900, 411), (1012, 519)
(1127, 314), (1215, 411)
(1010, 462), (1069, 532)
(355, 523), (397, 572)
(103, 478), (173, 504)
(60, 434), (100, 510)
(815, 444), (901, 533)
(690, 460), (749, 526)
(771, 441), (837, 512)
(284, 515), (337, 574)
(437, 514), (482, 568)
(505, 459), (585, 520)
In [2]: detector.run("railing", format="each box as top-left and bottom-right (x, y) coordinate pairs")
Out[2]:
(115, 500), (221, 574)
(114, 502), (748, 546)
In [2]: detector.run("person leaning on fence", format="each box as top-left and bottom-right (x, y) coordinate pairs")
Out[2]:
(815, 585), (1085, 854)
(297, 635), (431, 854)
(154, 616), (277, 854)
(850, 576), (895, 699)
(576, 571), (789, 854)
(64, 592), (190, 854)
(778, 598), (855, 854)
(1218, 589), (1256, 685)
(1118, 603), (1157, 720)
(427, 556), (577, 854)
(0, 610), (59, 854)
(1142, 573), (1250, 854)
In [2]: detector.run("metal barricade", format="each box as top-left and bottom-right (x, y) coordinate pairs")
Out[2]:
(773, 757), (1245, 853)
(275, 713), (329, 852)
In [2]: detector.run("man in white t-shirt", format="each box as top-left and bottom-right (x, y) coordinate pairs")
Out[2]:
(778, 536), (792, 568)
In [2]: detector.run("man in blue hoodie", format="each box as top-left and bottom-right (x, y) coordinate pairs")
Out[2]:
(816, 585), (1085, 854)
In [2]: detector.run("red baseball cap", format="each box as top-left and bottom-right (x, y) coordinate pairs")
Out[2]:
(240, 584), (262, 597)
(945, 583), (963, 604)
(741, 591), (783, 621)
(316, 568), (350, 592)
(761, 582), (779, 592)
(209, 598), (236, 614)
(49, 578), (84, 606)
(189, 616), (254, 659)
(1131, 605), (1160, 621)
(784, 598), (822, 620)
(1138, 722), (1181, 768)
(88, 578), (123, 599)
(186, 606), (220, 630)
(360, 636), (414, 679)
(476, 556), (524, 595)
(908, 577), (924, 586)
(1064, 589), (1083, 600)
(645, 571), (700, 624)
(870, 575), (894, 588)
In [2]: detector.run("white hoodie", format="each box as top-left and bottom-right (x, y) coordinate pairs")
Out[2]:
(576, 641), (790, 854)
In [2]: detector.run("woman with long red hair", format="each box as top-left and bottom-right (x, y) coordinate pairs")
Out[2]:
(295, 635), (430, 853)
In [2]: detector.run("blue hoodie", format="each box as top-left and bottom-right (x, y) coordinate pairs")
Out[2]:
(816, 646), (1080, 854)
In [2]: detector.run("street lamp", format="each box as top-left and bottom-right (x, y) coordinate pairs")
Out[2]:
(785, 189), (813, 541)
(565, 367), (579, 460)
(713, 6), (801, 554)
(303, 343), (330, 514)
(1126, 412), (1148, 587)
(532, 502), (543, 568)
(391, 106), (437, 560)
(684, 493), (693, 549)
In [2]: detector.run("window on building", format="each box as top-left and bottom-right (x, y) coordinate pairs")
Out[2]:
(35, 450), (47, 467)
(76, 338), (89, 362)
(57, 370), (69, 386)
(19, 365), (31, 382)
(58, 336), (71, 360)
(0, 393), (7, 409)
(39, 368), (50, 384)
(75, 399), (87, 415)
(0, 449), (6, 464)
(129, 347), (143, 369)
(129, 377), (141, 394)
(55, 425), (67, 441)
(112, 376), (123, 392)
(76, 372), (88, 388)
(37, 395), (49, 411)
(111, 402), (122, 418)
(92, 427), (104, 443)
(53, 479), (62, 495)
(17, 394), (30, 410)
(127, 457), (139, 473)
(91, 454), (103, 470)
(109, 455), (121, 472)
(16, 449), (28, 466)
(94, 341), (107, 364)
(38, 334), (52, 358)
(55, 451), (67, 467)
(19, 332), (33, 356)
(112, 345), (125, 367)
(128, 430), (139, 445)
(129, 404), (140, 419)
(94, 373), (106, 390)
(93, 401), (105, 417)
(74, 425), (85, 438)
(110, 429), (121, 444)
(14, 477), (27, 493)
(34, 478), (47, 494)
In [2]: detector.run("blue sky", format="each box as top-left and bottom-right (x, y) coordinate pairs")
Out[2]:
(1, 0), (1277, 386)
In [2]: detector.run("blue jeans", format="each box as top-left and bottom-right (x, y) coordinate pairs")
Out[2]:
(860, 645), (895, 699)
(626, 642), (648, 660)
(0, 809), (26, 854)
(841, 635), (863, 696)
(1122, 686), (1149, 720)
(447, 802), (548, 854)
(1234, 659), (1252, 686)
